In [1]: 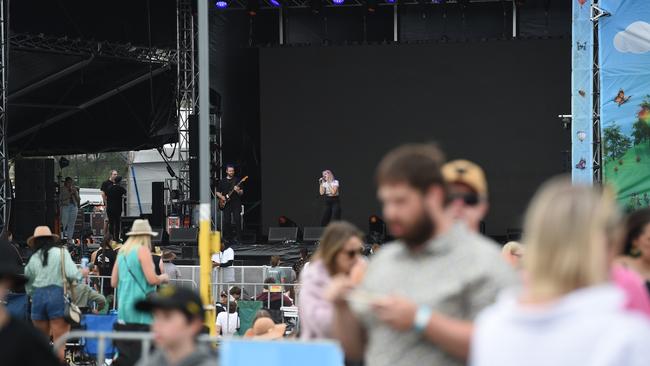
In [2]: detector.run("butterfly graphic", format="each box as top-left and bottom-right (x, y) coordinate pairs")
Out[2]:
(578, 0), (586, 6)
(577, 41), (587, 51)
(578, 89), (586, 97)
(575, 159), (587, 170)
(614, 89), (631, 106)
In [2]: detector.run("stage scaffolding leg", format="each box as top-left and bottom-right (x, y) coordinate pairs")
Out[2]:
(0, 0), (9, 235)
(198, 0), (217, 336)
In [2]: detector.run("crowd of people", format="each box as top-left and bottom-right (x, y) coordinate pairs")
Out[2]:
(2, 143), (650, 366)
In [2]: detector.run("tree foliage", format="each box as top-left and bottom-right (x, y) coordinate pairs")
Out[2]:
(604, 122), (632, 160)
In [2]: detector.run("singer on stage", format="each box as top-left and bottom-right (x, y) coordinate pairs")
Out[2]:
(319, 169), (341, 226)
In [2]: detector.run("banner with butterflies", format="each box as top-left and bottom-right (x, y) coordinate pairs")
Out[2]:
(599, 0), (650, 211)
(571, 0), (594, 184)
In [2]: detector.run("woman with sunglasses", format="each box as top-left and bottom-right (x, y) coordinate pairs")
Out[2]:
(299, 221), (366, 340)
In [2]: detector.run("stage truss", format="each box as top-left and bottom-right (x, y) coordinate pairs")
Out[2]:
(0, 0), (8, 234)
(176, 0), (197, 203)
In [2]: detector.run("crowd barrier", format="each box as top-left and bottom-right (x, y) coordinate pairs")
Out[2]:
(54, 331), (220, 366)
(55, 332), (345, 366)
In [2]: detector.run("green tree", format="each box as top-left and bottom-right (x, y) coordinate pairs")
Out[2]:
(632, 96), (650, 145)
(603, 123), (632, 160)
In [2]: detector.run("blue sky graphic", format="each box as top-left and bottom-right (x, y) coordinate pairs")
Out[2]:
(600, 0), (650, 136)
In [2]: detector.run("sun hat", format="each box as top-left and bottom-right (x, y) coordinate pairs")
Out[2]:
(125, 219), (158, 237)
(243, 317), (286, 340)
(26, 226), (59, 247)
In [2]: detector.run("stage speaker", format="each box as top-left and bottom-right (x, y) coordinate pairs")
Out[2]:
(151, 228), (166, 245)
(151, 182), (165, 227)
(188, 114), (200, 201)
(120, 216), (140, 238)
(12, 158), (56, 242)
(303, 227), (325, 242)
(181, 246), (198, 259)
(268, 227), (298, 243)
(170, 227), (198, 245)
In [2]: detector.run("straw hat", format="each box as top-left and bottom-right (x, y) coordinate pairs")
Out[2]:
(125, 219), (158, 237)
(27, 226), (59, 247)
(244, 318), (286, 340)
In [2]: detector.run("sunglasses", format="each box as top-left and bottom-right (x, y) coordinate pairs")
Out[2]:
(343, 247), (365, 259)
(449, 193), (480, 206)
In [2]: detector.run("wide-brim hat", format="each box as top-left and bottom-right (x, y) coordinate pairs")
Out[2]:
(244, 318), (286, 340)
(0, 240), (27, 286)
(126, 219), (158, 237)
(26, 226), (59, 247)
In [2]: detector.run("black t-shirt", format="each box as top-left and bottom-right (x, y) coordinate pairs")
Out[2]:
(218, 177), (241, 204)
(0, 316), (61, 366)
(106, 184), (126, 213)
(94, 248), (116, 292)
(100, 179), (112, 196)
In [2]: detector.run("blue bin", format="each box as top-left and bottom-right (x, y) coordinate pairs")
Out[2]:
(82, 314), (118, 358)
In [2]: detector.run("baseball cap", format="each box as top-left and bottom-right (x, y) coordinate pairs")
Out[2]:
(136, 286), (205, 321)
(442, 159), (488, 199)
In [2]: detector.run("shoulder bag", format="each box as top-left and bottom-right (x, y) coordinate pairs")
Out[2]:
(61, 248), (82, 325)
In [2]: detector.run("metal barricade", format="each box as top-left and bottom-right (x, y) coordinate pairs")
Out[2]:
(212, 281), (301, 335)
(54, 331), (220, 366)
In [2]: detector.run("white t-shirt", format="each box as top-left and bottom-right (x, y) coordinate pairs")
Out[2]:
(211, 247), (235, 283)
(216, 311), (240, 336)
(322, 180), (339, 196)
(471, 285), (650, 366)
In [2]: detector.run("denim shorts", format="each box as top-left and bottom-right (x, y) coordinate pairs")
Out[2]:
(31, 285), (65, 321)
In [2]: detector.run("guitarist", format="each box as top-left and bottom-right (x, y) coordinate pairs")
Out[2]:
(216, 165), (244, 244)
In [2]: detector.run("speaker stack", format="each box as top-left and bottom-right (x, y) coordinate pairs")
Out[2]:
(12, 158), (56, 242)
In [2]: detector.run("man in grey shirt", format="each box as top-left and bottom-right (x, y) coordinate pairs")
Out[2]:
(329, 144), (517, 366)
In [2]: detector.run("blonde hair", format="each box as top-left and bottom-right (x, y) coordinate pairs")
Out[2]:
(322, 170), (335, 182)
(119, 234), (153, 255)
(314, 221), (363, 275)
(502, 241), (523, 256)
(522, 177), (622, 300)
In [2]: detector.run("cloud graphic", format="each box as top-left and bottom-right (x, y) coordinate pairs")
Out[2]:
(614, 21), (650, 54)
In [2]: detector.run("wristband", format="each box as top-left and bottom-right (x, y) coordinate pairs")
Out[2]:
(413, 305), (432, 334)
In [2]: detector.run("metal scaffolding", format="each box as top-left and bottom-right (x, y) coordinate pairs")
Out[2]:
(219, 0), (504, 10)
(0, 0), (8, 234)
(591, 2), (609, 184)
(176, 0), (198, 202)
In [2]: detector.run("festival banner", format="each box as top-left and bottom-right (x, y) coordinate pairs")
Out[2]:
(599, 0), (650, 211)
(572, 0), (594, 184)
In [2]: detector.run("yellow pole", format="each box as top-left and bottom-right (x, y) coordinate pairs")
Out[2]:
(198, 204), (219, 335)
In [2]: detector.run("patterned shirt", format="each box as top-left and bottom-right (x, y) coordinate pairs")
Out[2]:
(351, 223), (518, 366)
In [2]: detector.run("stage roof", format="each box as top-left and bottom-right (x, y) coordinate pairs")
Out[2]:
(7, 0), (178, 156)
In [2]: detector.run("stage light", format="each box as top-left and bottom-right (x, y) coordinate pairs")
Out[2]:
(270, 0), (281, 6)
(310, 0), (322, 13)
(368, 215), (387, 244)
(386, 0), (396, 3)
(332, 0), (345, 5)
(215, 0), (228, 8)
(247, 0), (259, 16)
(368, 215), (386, 235)
(367, 0), (377, 12)
(278, 215), (298, 227)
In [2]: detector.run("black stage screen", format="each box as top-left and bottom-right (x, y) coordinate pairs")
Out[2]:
(260, 39), (570, 237)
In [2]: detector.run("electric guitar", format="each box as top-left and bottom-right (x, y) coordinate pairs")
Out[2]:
(218, 176), (248, 210)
